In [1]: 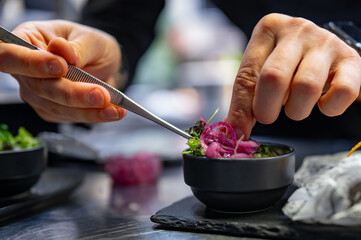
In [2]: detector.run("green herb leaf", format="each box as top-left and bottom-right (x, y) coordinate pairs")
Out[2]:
(15, 126), (40, 149)
(0, 124), (40, 151)
(253, 144), (290, 157)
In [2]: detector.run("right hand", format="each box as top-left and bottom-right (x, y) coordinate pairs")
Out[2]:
(1, 20), (127, 123)
(226, 13), (361, 139)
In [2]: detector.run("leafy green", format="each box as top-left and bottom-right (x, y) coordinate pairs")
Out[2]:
(183, 119), (206, 156)
(186, 119), (206, 138)
(182, 109), (220, 156)
(0, 124), (40, 151)
(253, 144), (290, 158)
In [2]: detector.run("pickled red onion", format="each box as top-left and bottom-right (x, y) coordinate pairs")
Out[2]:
(199, 121), (260, 158)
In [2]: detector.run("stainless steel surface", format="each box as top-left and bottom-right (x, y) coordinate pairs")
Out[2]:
(0, 26), (191, 140)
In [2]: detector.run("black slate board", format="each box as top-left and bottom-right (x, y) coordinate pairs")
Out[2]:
(0, 167), (84, 224)
(151, 195), (361, 240)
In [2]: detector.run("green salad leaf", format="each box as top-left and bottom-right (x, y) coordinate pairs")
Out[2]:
(253, 144), (291, 158)
(0, 124), (40, 151)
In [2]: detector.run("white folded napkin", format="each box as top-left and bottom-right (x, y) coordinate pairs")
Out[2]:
(282, 151), (361, 226)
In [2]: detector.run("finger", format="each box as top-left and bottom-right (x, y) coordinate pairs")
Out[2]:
(253, 36), (303, 124)
(319, 55), (361, 116)
(67, 26), (121, 80)
(13, 20), (120, 84)
(284, 49), (332, 120)
(12, 25), (50, 50)
(16, 74), (111, 108)
(0, 43), (67, 77)
(45, 26), (120, 80)
(47, 37), (80, 66)
(20, 86), (127, 122)
(227, 14), (286, 139)
(35, 104), (127, 123)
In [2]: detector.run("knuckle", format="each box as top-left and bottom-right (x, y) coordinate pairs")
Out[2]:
(228, 107), (250, 123)
(61, 86), (75, 106)
(319, 84), (357, 117)
(0, 49), (9, 73)
(256, 14), (280, 37)
(334, 83), (359, 100)
(18, 86), (30, 102)
(343, 48), (361, 62)
(34, 107), (57, 122)
(235, 66), (258, 90)
(285, 16), (319, 38)
(292, 78), (322, 96)
(254, 110), (277, 124)
(324, 30), (342, 45)
(291, 17), (315, 32)
(25, 77), (43, 96)
(286, 113), (300, 121)
(82, 110), (96, 123)
(318, 103), (340, 117)
(46, 85), (58, 101)
(14, 21), (37, 30)
(23, 50), (35, 68)
(259, 66), (285, 87)
(48, 106), (63, 120)
(0, 47), (22, 74)
(285, 106), (309, 121)
(312, 28), (335, 47)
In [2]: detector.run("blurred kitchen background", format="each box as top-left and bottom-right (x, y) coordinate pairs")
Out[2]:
(0, 0), (247, 161)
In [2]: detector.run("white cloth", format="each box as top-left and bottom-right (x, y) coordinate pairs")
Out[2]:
(282, 151), (361, 226)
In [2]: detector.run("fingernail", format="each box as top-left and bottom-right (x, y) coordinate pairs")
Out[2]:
(46, 59), (62, 75)
(101, 105), (120, 120)
(88, 88), (104, 106)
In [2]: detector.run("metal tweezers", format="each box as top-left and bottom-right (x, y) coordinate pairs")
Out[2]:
(0, 26), (191, 139)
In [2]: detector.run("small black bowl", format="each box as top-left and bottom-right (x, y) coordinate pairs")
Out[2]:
(183, 142), (295, 213)
(0, 144), (47, 197)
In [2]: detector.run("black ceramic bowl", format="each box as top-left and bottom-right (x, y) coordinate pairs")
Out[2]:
(0, 143), (47, 197)
(183, 142), (295, 213)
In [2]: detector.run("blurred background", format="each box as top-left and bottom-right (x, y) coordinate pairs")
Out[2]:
(0, 0), (247, 161)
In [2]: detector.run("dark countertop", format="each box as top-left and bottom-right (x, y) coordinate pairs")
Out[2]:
(0, 136), (359, 240)
(0, 163), (253, 240)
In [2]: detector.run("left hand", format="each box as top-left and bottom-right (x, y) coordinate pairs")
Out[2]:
(4, 20), (127, 123)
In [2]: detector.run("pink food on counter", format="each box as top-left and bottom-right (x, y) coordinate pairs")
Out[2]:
(105, 152), (162, 186)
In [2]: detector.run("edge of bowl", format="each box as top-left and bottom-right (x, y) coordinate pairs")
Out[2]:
(182, 141), (295, 192)
(0, 142), (44, 155)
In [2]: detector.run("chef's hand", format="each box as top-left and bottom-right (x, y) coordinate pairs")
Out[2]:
(227, 13), (361, 139)
(1, 20), (126, 123)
